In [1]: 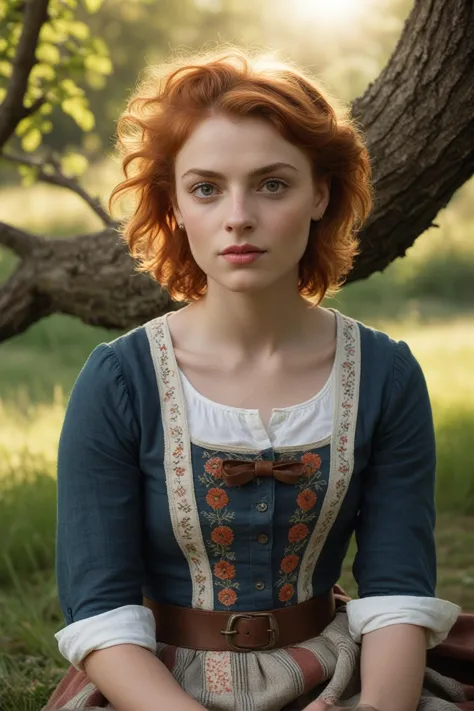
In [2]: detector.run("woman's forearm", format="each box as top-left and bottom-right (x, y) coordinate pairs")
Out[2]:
(359, 623), (426, 711)
(83, 643), (207, 711)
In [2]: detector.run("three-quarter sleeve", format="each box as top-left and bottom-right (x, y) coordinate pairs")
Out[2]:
(54, 343), (155, 669)
(347, 340), (460, 648)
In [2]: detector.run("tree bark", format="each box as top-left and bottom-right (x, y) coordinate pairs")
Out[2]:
(0, 0), (50, 148)
(0, 223), (182, 341)
(0, 0), (473, 342)
(350, 0), (474, 281)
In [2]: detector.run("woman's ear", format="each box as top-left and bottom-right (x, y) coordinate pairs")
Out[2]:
(172, 202), (183, 226)
(311, 178), (330, 221)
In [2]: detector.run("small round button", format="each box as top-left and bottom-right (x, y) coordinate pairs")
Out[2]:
(255, 581), (265, 591)
(257, 533), (269, 544)
(257, 502), (268, 512)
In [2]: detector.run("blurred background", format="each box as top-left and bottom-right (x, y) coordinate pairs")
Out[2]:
(0, 0), (473, 707)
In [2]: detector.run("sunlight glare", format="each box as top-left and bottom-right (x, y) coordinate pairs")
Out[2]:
(294, 0), (365, 23)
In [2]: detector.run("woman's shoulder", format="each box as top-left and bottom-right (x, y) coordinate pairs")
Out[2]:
(76, 318), (161, 407)
(339, 311), (423, 391)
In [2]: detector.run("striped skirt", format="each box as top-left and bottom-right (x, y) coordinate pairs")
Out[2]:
(44, 609), (474, 711)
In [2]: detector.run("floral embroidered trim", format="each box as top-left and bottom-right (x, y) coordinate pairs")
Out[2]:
(277, 452), (327, 605)
(297, 312), (361, 601)
(199, 450), (255, 608)
(146, 316), (213, 610)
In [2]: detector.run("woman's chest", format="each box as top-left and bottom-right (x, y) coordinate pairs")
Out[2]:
(175, 351), (335, 430)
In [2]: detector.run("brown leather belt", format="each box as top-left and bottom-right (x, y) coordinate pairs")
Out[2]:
(143, 591), (335, 652)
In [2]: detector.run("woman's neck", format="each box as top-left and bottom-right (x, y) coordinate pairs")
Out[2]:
(177, 280), (330, 362)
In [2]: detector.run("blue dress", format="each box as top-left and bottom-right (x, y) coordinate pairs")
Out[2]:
(51, 310), (460, 710)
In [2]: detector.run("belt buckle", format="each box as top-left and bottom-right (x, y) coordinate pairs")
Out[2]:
(221, 612), (279, 652)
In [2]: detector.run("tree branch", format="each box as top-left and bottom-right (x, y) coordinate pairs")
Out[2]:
(2, 151), (116, 227)
(0, 228), (183, 342)
(0, 221), (43, 258)
(0, 0), (50, 149)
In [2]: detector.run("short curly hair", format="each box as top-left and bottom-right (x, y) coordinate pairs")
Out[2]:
(110, 50), (372, 303)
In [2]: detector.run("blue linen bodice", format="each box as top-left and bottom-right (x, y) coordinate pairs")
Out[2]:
(56, 311), (438, 626)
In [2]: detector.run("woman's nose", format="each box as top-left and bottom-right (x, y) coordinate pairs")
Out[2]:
(224, 195), (256, 233)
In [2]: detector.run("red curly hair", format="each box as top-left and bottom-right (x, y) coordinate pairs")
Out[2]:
(110, 50), (372, 303)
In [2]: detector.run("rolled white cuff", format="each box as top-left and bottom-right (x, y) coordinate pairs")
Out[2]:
(55, 604), (156, 670)
(346, 595), (460, 649)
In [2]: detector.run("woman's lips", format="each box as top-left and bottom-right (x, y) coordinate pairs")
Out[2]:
(221, 252), (265, 264)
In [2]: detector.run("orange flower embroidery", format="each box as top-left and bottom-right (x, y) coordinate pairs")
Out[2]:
(205, 457), (224, 479)
(211, 526), (234, 546)
(301, 452), (321, 475)
(297, 489), (317, 511)
(279, 583), (295, 602)
(218, 588), (237, 606)
(206, 488), (229, 510)
(214, 560), (236, 580)
(280, 554), (299, 573)
(288, 523), (309, 542)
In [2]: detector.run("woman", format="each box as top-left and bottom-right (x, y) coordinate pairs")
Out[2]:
(45, 51), (473, 711)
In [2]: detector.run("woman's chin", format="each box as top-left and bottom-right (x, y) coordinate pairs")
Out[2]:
(211, 272), (277, 294)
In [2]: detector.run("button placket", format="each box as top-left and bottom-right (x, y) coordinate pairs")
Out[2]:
(249, 454), (273, 608)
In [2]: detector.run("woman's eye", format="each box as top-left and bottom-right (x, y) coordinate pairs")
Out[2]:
(192, 183), (216, 198)
(262, 179), (287, 194)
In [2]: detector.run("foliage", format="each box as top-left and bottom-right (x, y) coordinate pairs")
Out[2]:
(1, 0), (110, 146)
(0, 0), (112, 181)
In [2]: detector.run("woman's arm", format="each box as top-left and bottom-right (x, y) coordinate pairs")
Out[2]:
(347, 341), (459, 707)
(54, 344), (206, 709)
(359, 624), (426, 711)
(303, 624), (425, 711)
(83, 645), (207, 711)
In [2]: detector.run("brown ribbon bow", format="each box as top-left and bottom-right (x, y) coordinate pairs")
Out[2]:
(221, 459), (304, 486)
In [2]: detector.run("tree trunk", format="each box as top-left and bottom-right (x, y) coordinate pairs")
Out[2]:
(350, 0), (474, 281)
(0, 0), (473, 342)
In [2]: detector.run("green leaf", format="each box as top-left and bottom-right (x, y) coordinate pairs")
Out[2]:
(62, 97), (95, 131)
(30, 62), (56, 82)
(36, 43), (60, 64)
(68, 21), (90, 41)
(83, 0), (103, 13)
(84, 54), (112, 75)
(0, 60), (12, 78)
(59, 78), (84, 97)
(21, 129), (42, 153)
(91, 37), (108, 56)
(41, 120), (54, 134)
(61, 152), (88, 177)
(39, 24), (61, 44)
(16, 117), (33, 138)
(39, 103), (53, 116)
(18, 165), (38, 187)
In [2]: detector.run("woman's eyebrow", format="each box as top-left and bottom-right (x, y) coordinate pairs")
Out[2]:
(180, 162), (299, 180)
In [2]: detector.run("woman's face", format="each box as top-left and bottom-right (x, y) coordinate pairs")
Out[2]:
(173, 114), (329, 295)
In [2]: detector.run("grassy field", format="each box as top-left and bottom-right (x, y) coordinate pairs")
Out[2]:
(1, 171), (474, 709)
